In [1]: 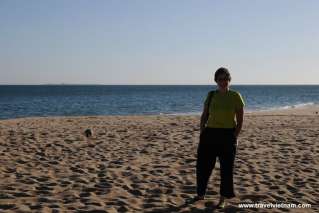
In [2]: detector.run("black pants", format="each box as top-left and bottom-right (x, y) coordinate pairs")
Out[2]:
(196, 127), (237, 198)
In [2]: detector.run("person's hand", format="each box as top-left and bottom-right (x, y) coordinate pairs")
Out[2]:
(234, 130), (239, 139)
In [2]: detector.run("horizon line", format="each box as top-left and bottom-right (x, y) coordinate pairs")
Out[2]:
(0, 83), (319, 86)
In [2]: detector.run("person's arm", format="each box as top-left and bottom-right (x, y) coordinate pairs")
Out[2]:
(200, 104), (209, 134)
(234, 106), (244, 138)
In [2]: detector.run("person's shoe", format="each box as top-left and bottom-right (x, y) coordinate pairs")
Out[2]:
(216, 200), (226, 209)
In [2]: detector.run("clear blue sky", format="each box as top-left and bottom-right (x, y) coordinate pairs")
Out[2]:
(1, 0), (318, 85)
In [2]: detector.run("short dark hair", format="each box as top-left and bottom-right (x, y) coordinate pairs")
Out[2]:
(214, 67), (231, 82)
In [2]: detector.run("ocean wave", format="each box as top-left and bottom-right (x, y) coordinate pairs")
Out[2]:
(163, 102), (318, 115)
(248, 102), (317, 113)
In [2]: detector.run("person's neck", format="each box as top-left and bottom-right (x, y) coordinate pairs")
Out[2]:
(218, 87), (229, 93)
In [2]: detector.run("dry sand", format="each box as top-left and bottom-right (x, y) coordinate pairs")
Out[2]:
(0, 106), (318, 212)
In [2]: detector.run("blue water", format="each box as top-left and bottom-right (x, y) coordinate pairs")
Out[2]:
(0, 85), (318, 120)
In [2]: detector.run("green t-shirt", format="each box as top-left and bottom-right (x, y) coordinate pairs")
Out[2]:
(204, 89), (245, 128)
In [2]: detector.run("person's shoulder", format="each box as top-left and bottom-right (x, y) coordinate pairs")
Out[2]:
(229, 90), (244, 101)
(229, 90), (242, 96)
(207, 89), (217, 96)
(229, 90), (245, 107)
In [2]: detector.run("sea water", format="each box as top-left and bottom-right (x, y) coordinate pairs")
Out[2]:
(0, 85), (318, 119)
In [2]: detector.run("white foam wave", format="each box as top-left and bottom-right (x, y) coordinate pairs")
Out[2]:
(248, 102), (317, 113)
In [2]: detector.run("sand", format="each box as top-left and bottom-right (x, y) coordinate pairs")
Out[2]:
(0, 106), (318, 212)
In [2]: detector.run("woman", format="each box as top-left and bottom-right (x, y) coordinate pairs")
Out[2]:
(195, 67), (245, 209)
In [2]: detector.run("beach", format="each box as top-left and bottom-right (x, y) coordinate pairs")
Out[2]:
(0, 106), (318, 212)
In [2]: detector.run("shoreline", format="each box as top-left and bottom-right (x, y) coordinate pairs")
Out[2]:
(1, 104), (318, 122)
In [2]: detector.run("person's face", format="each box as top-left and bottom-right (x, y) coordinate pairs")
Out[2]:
(216, 74), (230, 89)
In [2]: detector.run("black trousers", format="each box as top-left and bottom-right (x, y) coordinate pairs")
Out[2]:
(196, 127), (237, 198)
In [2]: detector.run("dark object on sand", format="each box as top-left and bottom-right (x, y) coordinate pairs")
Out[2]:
(315, 111), (318, 114)
(84, 129), (93, 138)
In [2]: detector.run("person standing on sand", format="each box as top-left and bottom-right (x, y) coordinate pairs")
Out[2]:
(195, 67), (245, 209)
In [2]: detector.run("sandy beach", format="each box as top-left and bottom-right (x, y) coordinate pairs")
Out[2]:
(0, 106), (318, 212)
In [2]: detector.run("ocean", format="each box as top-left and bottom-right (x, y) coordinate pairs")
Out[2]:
(0, 85), (318, 120)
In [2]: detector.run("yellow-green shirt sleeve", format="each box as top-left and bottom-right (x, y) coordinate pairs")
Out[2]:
(235, 92), (245, 110)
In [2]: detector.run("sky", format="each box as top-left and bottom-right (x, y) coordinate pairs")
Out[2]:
(0, 0), (318, 85)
